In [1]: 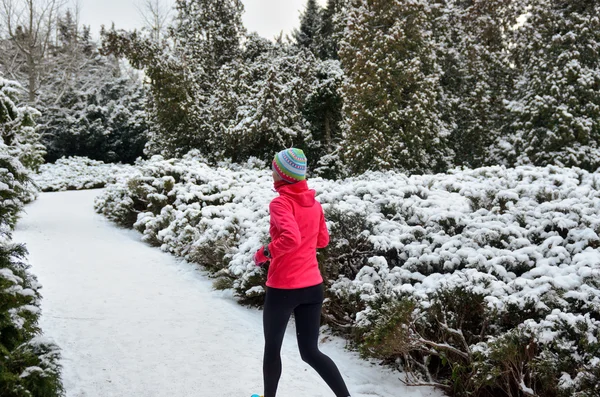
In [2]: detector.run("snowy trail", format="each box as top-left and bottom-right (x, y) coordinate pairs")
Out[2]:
(14, 190), (443, 397)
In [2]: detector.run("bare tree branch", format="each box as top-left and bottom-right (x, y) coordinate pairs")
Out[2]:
(136, 0), (171, 42)
(1, 0), (64, 101)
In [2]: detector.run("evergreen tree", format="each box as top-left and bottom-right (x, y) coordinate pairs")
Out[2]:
(0, 74), (63, 397)
(162, 0), (246, 155)
(40, 69), (148, 164)
(302, 59), (344, 176)
(435, 0), (516, 168)
(506, 0), (600, 171)
(39, 17), (149, 164)
(314, 0), (345, 60)
(0, 76), (45, 171)
(204, 33), (275, 162)
(223, 45), (318, 163)
(293, 0), (323, 53)
(172, 0), (245, 81)
(340, 0), (452, 175)
(101, 27), (188, 157)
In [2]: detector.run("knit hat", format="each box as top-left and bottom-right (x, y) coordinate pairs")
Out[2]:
(272, 148), (307, 184)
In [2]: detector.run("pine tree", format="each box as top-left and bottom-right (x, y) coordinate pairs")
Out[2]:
(40, 68), (148, 164)
(506, 0), (600, 171)
(340, 0), (452, 175)
(293, 0), (323, 53)
(204, 33), (274, 162)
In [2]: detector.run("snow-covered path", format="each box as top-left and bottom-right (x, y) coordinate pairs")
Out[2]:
(14, 190), (443, 397)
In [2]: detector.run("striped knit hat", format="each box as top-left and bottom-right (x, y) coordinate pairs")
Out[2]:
(272, 148), (307, 183)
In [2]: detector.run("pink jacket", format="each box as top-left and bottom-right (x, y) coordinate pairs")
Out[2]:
(263, 180), (329, 289)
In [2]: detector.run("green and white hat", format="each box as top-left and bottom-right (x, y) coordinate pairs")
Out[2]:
(272, 148), (307, 183)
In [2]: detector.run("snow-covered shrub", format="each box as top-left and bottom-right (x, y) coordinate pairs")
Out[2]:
(0, 237), (64, 397)
(0, 155), (63, 395)
(95, 155), (600, 395)
(34, 156), (138, 192)
(0, 152), (37, 228)
(94, 152), (272, 304)
(320, 166), (600, 395)
(0, 76), (46, 172)
(1, 74), (62, 395)
(37, 24), (149, 165)
(471, 311), (600, 397)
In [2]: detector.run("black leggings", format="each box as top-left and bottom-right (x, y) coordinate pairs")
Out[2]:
(262, 283), (350, 397)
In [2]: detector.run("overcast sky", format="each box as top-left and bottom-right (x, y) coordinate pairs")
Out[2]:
(77, 0), (327, 40)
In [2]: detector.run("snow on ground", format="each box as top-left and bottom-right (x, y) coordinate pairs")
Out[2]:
(14, 189), (444, 397)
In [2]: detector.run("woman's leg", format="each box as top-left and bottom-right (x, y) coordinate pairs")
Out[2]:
(294, 286), (350, 397)
(263, 288), (294, 397)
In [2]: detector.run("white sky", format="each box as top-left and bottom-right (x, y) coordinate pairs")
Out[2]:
(76, 0), (327, 40)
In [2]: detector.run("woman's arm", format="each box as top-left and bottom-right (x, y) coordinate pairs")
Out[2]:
(316, 211), (330, 249)
(266, 198), (301, 259)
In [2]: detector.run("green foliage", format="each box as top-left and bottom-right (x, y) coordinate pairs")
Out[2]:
(212, 276), (234, 291)
(211, 43), (319, 163)
(0, 77), (46, 172)
(313, 0), (344, 60)
(170, 0), (246, 157)
(0, 336), (64, 397)
(340, 0), (452, 174)
(319, 208), (376, 283)
(40, 73), (148, 164)
(0, 154), (35, 228)
(0, 77), (63, 393)
(435, 0), (516, 169)
(357, 298), (415, 363)
(172, 0), (245, 80)
(233, 266), (269, 307)
(302, 60), (344, 178)
(0, 236), (63, 396)
(100, 28), (190, 157)
(293, 0), (323, 52)
(506, 0), (600, 171)
(101, 0), (246, 159)
(93, 176), (155, 228)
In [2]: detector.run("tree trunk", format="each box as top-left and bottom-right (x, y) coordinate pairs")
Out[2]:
(324, 110), (332, 150)
(27, 54), (36, 102)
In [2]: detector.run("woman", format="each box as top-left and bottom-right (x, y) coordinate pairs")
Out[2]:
(252, 148), (351, 397)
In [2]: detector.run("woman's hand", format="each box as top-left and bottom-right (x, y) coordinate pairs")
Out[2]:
(254, 247), (269, 266)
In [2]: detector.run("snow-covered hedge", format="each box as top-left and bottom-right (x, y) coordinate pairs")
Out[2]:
(34, 156), (138, 192)
(94, 152), (600, 396)
(0, 152), (63, 396)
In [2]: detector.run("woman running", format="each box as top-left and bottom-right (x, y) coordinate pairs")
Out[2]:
(253, 148), (351, 397)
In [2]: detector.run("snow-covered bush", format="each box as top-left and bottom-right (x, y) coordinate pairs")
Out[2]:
(0, 76), (46, 172)
(0, 151), (37, 227)
(0, 238), (63, 396)
(34, 156), (138, 192)
(95, 154), (600, 396)
(0, 104), (63, 394)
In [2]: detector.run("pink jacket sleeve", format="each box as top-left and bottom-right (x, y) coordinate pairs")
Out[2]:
(316, 211), (330, 248)
(268, 198), (301, 259)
